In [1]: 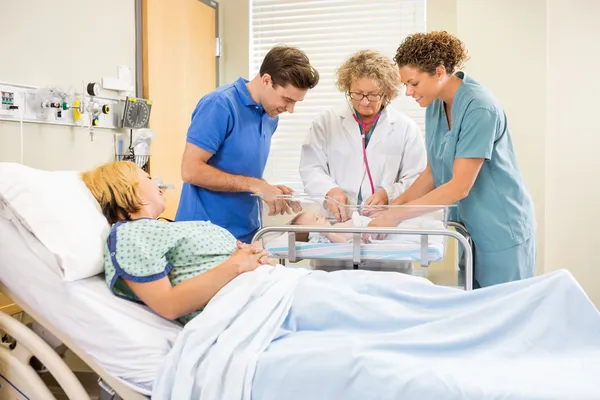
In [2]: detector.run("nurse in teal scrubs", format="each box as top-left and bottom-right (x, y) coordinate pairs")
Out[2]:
(367, 31), (536, 288)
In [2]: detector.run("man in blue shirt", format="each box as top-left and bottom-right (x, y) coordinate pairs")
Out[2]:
(176, 46), (320, 243)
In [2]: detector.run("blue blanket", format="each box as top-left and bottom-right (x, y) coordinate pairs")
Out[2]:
(153, 268), (600, 400)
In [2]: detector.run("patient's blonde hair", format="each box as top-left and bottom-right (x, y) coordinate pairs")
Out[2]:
(81, 161), (143, 225)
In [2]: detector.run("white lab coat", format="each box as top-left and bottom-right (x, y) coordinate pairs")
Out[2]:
(299, 104), (427, 204)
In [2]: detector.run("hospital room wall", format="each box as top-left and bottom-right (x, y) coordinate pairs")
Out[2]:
(449, 0), (600, 305)
(544, 0), (600, 300)
(221, 0), (600, 302)
(218, 0), (249, 84)
(452, 0), (548, 274)
(0, 0), (136, 170)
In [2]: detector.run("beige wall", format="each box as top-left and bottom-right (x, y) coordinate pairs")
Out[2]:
(218, 0), (250, 85)
(446, 0), (600, 304)
(0, 0), (136, 170)
(545, 0), (600, 298)
(455, 0), (548, 275)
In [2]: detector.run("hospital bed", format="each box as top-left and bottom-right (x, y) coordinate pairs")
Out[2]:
(253, 194), (474, 291)
(0, 199), (177, 399)
(0, 164), (473, 399)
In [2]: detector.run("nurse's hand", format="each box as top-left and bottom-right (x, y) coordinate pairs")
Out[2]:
(325, 187), (349, 222)
(363, 189), (389, 207)
(361, 211), (399, 242)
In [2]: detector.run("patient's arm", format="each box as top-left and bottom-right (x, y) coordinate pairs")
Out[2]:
(123, 246), (269, 321)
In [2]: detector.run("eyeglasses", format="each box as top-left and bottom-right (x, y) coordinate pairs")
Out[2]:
(348, 92), (383, 102)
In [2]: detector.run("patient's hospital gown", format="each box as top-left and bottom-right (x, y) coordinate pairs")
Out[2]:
(104, 218), (237, 324)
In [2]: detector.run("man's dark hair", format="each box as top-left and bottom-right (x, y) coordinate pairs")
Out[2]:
(259, 46), (320, 90)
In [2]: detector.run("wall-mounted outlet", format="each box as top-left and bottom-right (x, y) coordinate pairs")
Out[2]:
(0, 90), (24, 117)
(0, 82), (121, 130)
(1, 91), (15, 110)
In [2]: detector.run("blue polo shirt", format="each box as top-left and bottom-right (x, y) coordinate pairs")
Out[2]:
(175, 77), (278, 243)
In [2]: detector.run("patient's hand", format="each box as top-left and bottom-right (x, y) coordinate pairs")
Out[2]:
(236, 240), (271, 265)
(236, 240), (264, 251)
(229, 246), (272, 274)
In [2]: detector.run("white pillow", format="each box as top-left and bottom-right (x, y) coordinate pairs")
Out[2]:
(0, 162), (109, 281)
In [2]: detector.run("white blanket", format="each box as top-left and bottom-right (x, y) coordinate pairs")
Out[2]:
(152, 265), (311, 399)
(153, 268), (600, 400)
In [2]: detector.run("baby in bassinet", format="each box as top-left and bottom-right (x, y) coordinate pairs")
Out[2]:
(290, 211), (445, 244)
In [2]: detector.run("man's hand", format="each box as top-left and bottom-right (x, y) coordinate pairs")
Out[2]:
(325, 187), (350, 222)
(254, 182), (294, 216)
(276, 185), (303, 213)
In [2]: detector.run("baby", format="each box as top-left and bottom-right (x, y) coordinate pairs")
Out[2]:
(290, 210), (445, 244)
(290, 211), (374, 243)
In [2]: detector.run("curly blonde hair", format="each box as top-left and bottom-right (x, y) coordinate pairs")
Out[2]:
(394, 31), (469, 75)
(81, 161), (143, 225)
(336, 50), (401, 104)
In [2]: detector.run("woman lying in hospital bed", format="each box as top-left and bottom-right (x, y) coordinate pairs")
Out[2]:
(78, 160), (600, 400)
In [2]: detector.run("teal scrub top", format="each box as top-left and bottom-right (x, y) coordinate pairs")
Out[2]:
(425, 72), (536, 285)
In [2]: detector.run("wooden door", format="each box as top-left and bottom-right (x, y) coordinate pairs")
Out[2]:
(142, 0), (217, 219)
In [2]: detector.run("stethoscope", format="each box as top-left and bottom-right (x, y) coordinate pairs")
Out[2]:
(352, 111), (381, 197)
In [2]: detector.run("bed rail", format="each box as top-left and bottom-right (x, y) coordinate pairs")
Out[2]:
(253, 225), (474, 291)
(0, 310), (90, 400)
(0, 282), (147, 400)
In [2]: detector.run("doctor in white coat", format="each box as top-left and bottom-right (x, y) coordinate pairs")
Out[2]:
(300, 50), (427, 221)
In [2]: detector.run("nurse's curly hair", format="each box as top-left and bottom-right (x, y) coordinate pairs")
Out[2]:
(81, 161), (143, 225)
(336, 50), (402, 104)
(394, 31), (469, 75)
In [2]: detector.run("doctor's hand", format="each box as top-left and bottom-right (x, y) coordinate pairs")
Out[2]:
(363, 189), (389, 207)
(325, 187), (349, 222)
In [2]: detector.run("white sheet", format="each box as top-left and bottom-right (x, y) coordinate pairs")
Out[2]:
(0, 200), (182, 395)
(153, 265), (312, 400)
(153, 266), (600, 400)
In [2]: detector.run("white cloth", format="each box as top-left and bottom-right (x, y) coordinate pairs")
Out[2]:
(308, 231), (331, 243)
(152, 265), (312, 400)
(353, 211), (445, 245)
(153, 268), (600, 400)
(299, 104), (427, 204)
(307, 212), (445, 245)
